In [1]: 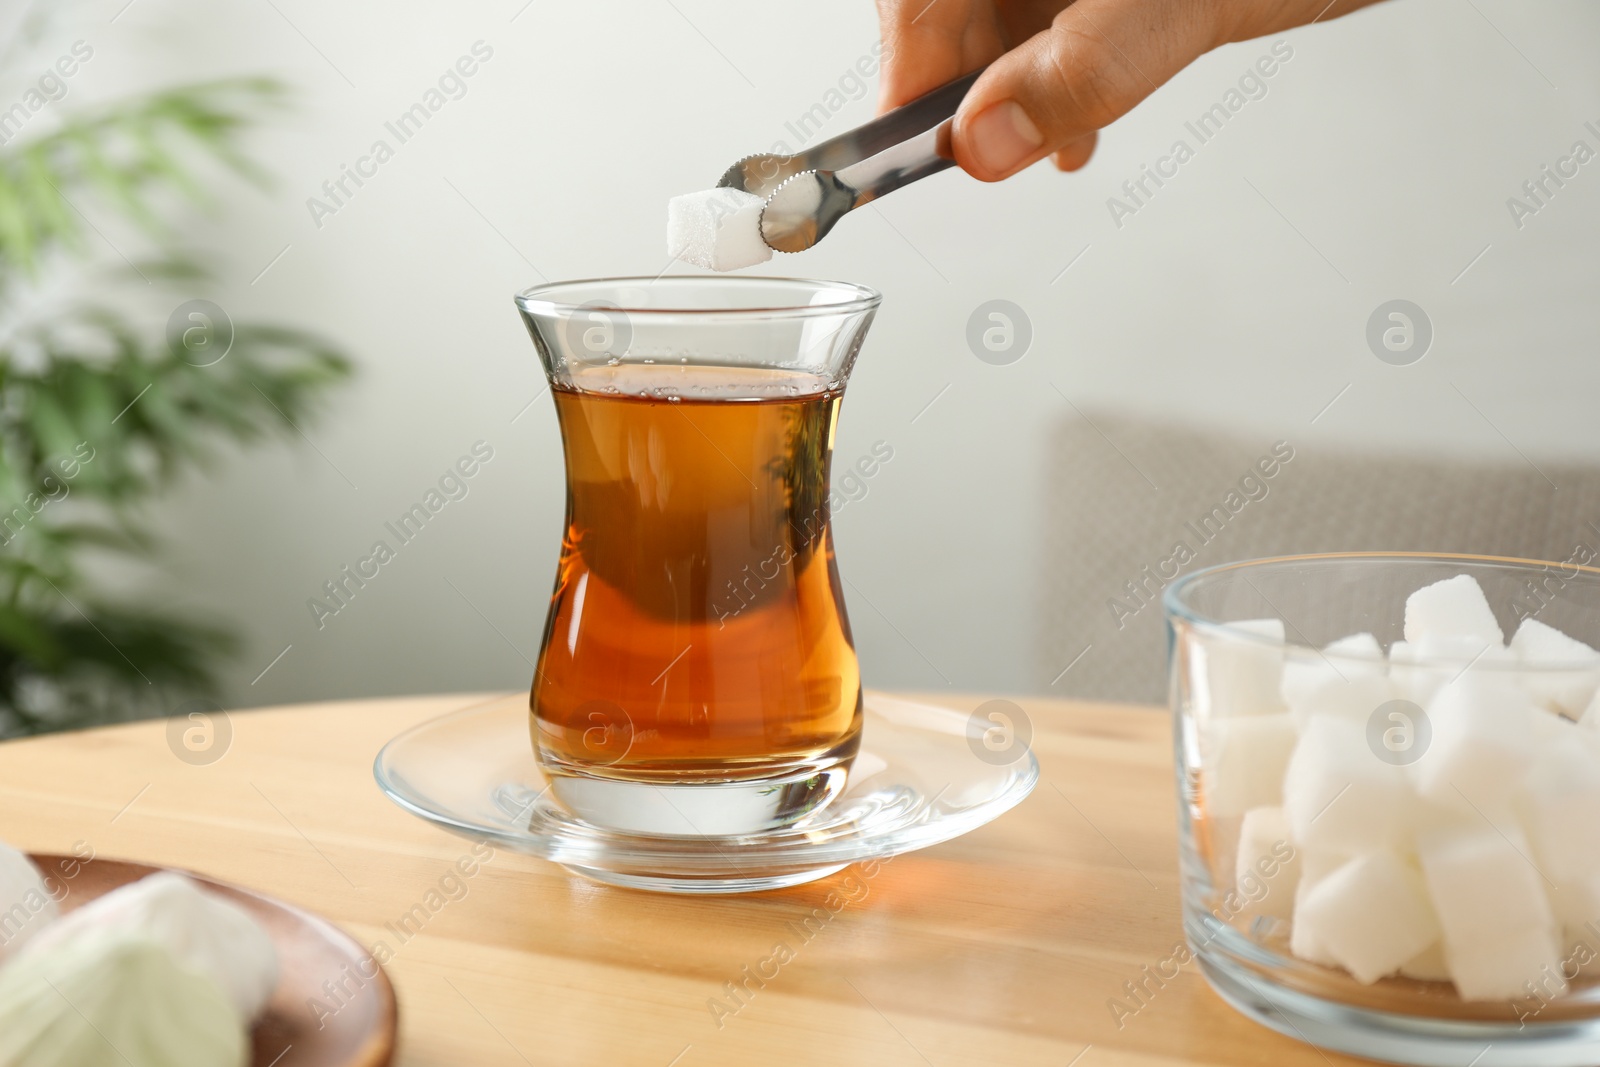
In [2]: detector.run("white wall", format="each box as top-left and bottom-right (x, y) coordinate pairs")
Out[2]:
(18, 0), (1600, 710)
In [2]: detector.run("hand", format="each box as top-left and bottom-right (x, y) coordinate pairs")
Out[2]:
(875, 0), (1387, 180)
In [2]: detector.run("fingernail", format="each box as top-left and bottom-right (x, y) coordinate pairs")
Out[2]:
(967, 101), (1043, 178)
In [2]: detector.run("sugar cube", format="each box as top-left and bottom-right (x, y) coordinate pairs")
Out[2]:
(1326, 631), (1385, 662)
(1421, 634), (1516, 665)
(1281, 633), (1391, 726)
(1510, 618), (1600, 717)
(1388, 641), (1441, 706)
(1407, 797), (1477, 842)
(1399, 942), (1451, 981)
(1290, 915), (1336, 967)
(1549, 877), (1600, 939)
(1420, 826), (1557, 949)
(1295, 853), (1442, 984)
(1283, 716), (1417, 853)
(1447, 928), (1566, 1001)
(1412, 675), (1538, 813)
(1551, 891), (1600, 984)
(1198, 619), (1287, 717)
(1531, 708), (1579, 743)
(1520, 744), (1600, 888)
(1235, 807), (1300, 920)
(1582, 685), (1600, 724)
(666, 188), (773, 272)
(1287, 670), (1393, 727)
(1290, 848), (1350, 967)
(1202, 714), (1297, 816)
(1388, 637), (1514, 708)
(1404, 574), (1504, 645)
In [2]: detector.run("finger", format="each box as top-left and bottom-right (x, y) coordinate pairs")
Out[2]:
(875, 0), (1004, 111)
(952, 0), (1222, 181)
(1052, 130), (1097, 171)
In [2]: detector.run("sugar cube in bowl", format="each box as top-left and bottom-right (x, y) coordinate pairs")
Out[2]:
(1167, 554), (1600, 1067)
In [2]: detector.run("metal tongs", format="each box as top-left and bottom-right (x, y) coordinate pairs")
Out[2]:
(718, 68), (984, 254)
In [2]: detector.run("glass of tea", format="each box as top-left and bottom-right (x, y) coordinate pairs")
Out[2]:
(514, 277), (881, 836)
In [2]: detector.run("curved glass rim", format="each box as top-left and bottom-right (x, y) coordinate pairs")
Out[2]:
(1164, 551), (1600, 671)
(513, 275), (882, 318)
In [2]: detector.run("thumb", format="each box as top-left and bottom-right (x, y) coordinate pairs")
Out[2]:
(951, 0), (1221, 181)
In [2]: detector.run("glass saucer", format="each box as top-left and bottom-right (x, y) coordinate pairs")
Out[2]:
(373, 691), (1039, 894)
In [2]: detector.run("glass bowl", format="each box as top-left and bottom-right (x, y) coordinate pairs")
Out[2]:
(1165, 552), (1600, 1067)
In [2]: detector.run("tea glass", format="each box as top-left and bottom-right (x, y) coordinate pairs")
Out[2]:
(514, 277), (880, 836)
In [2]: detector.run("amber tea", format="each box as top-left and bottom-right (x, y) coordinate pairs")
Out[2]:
(516, 276), (879, 835)
(531, 364), (862, 788)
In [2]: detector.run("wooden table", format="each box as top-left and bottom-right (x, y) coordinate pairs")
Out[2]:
(0, 692), (1366, 1066)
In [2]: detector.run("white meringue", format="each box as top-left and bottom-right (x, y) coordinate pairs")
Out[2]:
(0, 926), (246, 1067)
(26, 871), (278, 1021)
(0, 841), (58, 962)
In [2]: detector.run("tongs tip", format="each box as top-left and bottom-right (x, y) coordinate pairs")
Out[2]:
(711, 67), (982, 257)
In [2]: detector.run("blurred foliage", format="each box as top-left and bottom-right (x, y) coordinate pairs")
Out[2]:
(0, 78), (351, 737)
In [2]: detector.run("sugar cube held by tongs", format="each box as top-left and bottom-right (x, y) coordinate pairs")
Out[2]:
(669, 69), (982, 270)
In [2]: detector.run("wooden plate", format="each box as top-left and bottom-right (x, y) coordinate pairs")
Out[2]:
(27, 853), (397, 1067)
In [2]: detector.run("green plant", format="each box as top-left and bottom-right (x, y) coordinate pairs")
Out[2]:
(0, 78), (351, 737)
